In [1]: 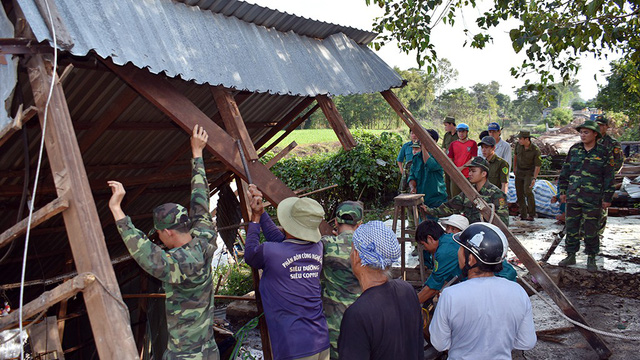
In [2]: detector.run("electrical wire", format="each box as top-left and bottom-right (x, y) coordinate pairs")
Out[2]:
(18, 0), (58, 358)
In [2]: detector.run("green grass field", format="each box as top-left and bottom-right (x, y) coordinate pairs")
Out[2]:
(260, 129), (389, 150)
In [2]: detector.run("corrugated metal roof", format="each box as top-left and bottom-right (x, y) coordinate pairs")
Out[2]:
(177, 0), (378, 45)
(17, 0), (403, 97)
(0, 6), (17, 128)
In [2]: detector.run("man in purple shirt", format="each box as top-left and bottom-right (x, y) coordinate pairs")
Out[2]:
(245, 184), (330, 360)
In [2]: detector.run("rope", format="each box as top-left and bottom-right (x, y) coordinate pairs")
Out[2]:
(19, 1), (58, 358)
(230, 313), (263, 360)
(487, 203), (495, 223)
(520, 278), (640, 340)
(77, 272), (131, 323)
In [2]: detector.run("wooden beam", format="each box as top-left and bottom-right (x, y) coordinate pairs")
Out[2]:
(316, 95), (356, 151)
(77, 87), (138, 152)
(380, 90), (613, 359)
(27, 54), (138, 358)
(103, 61), (297, 207)
(211, 86), (258, 160)
(255, 98), (315, 150)
(0, 273), (95, 332)
(265, 141), (297, 169)
(0, 105), (37, 148)
(33, 0), (74, 50)
(0, 196), (68, 249)
(258, 104), (319, 156)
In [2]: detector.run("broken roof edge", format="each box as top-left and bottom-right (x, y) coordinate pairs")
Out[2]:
(176, 0), (379, 45)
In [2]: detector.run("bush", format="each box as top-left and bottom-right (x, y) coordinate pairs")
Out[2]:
(214, 263), (254, 298)
(546, 108), (573, 127)
(268, 130), (403, 215)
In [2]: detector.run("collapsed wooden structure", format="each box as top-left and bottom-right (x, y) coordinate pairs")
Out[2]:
(0, 0), (612, 359)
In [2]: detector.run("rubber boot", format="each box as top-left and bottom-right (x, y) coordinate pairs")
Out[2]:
(558, 253), (576, 267)
(587, 255), (598, 272)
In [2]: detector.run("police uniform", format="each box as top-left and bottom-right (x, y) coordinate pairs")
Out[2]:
(116, 157), (219, 359)
(558, 121), (615, 260)
(514, 133), (541, 219)
(321, 202), (363, 359)
(486, 154), (509, 190)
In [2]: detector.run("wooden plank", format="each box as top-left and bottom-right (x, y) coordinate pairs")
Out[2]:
(28, 316), (66, 360)
(255, 98), (315, 150)
(380, 90), (613, 359)
(77, 87), (138, 152)
(33, 0), (73, 50)
(0, 196), (68, 249)
(258, 104), (319, 156)
(27, 54), (138, 358)
(0, 105), (37, 148)
(211, 86), (258, 160)
(265, 141), (297, 168)
(316, 95), (356, 151)
(0, 273), (95, 331)
(103, 60), (297, 207)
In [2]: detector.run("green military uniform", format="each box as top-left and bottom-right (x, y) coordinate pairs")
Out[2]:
(116, 157), (219, 359)
(424, 180), (509, 226)
(514, 140), (541, 219)
(321, 201), (363, 359)
(442, 130), (459, 198)
(397, 141), (415, 193)
(558, 134), (615, 257)
(597, 132), (624, 237)
(486, 154), (509, 190)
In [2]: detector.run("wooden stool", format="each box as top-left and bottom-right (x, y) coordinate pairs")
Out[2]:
(391, 193), (425, 286)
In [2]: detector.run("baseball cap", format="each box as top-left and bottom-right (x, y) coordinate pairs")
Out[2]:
(456, 123), (469, 131)
(335, 201), (364, 225)
(277, 197), (325, 243)
(487, 122), (501, 131)
(440, 215), (470, 232)
(465, 156), (490, 172)
(479, 136), (496, 147)
(149, 203), (190, 236)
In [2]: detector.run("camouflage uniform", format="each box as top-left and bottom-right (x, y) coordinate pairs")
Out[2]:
(116, 157), (219, 359)
(321, 202), (362, 359)
(597, 133), (624, 237)
(424, 180), (509, 226)
(321, 231), (360, 359)
(558, 141), (615, 255)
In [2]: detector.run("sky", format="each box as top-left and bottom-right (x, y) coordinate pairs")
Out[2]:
(247, 0), (619, 101)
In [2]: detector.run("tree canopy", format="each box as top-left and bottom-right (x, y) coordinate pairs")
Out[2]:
(366, 0), (640, 96)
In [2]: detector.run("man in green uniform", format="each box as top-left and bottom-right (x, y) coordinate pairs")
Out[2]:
(397, 129), (419, 193)
(442, 117), (459, 198)
(107, 125), (219, 359)
(321, 201), (363, 359)
(421, 157), (509, 226)
(479, 136), (509, 193)
(409, 129), (447, 217)
(595, 115), (624, 238)
(513, 130), (541, 221)
(558, 120), (615, 272)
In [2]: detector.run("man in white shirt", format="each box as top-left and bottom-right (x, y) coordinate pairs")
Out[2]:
(429, 223), (536, 359)
(487, 122), (512, 171)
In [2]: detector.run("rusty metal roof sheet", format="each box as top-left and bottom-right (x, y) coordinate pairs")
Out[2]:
(16, 0), (403, 97)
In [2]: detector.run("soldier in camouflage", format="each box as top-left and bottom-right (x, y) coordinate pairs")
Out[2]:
(320, 201), (363, 360)
(595, 115), (625, 238)
(108, 125), (219, 359)
(557, 120), (615, 272)
(421, 157), (509, 226)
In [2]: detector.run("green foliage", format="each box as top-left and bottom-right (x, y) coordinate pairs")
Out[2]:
(540, 156), (552, 173)
(214, 263), (254, 298)
(269, 131), (403, 213)
(595, 60), (640, 140)
(260, 129), (387, 149)
(367, 0), (640, 99)
(571, 100), (586, 111)
(545, 108), (573, 127)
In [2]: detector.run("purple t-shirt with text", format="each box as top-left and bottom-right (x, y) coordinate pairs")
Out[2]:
(245, 212), (330, 360)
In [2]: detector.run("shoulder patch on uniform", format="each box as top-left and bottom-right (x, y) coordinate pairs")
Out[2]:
(502, 167), (508, 174)
(499, 198), (506, 207)
(614, 148), (621, 154)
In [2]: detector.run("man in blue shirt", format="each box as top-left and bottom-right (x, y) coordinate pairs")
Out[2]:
(397, 129), (418, 193)
(408, 129), (447, 214)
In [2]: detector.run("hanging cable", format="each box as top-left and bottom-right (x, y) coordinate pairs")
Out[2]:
(19, 0), (58, 358)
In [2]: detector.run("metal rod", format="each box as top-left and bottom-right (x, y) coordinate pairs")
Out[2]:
(237, 139), (253, 184)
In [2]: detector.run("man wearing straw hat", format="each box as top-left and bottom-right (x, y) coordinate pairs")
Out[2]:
(245, 185), (330, 360)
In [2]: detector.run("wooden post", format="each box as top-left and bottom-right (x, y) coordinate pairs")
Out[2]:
(0, 196), (68, 249)
(380, 90), (612, 359)
(316, 95), (356, 150)
(211, 86), (258, 160)
(27, 54), (138, 359)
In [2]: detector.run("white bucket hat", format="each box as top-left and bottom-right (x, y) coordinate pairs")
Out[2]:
(440, 215), (470, 232)
(277, 197), (325, 243)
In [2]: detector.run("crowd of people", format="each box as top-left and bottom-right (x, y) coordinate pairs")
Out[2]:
(103, 113), (621, 359)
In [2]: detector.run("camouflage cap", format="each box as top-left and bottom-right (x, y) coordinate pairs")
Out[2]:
(335, 201), (364, 225)
(576, 120), (601, 136)
(149, 203), (190, 236)
(465, 156), (490, 172)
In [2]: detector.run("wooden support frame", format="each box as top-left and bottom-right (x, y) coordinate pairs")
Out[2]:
(258, 104), (319, 157)
(255, 98), (315, 150)
(27, 54), (138, 358)
(316, 95), (356, 151)
(265, 141), (297, 168)
(211, 86), (258, 160)
(380, 90), (612, 359)
(0, 104), (37, 148)
(0, 273), (95, 332)
(0, 196), (68, 249)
